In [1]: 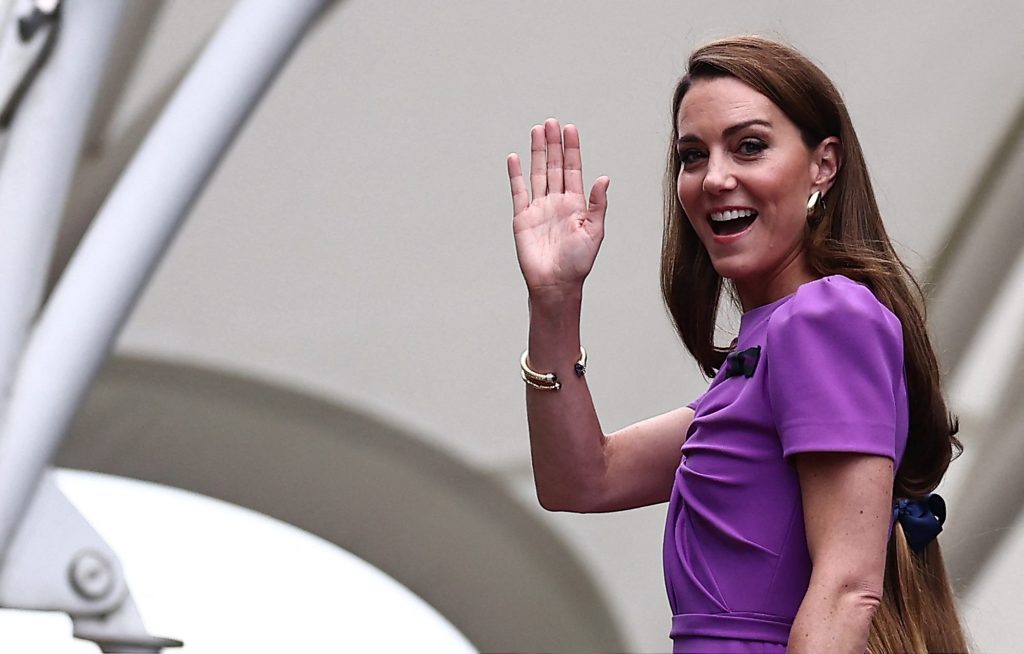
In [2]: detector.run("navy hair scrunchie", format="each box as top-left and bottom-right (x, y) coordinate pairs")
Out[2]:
(894, 494), (946, 553)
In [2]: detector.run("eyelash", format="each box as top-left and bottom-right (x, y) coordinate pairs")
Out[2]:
(678, 149), (705, 166)
(738, 138), (768, 156)
(677, 138), (769, 168)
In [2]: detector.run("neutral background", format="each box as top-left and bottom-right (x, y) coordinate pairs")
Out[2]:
(34, 1), (1024, 651)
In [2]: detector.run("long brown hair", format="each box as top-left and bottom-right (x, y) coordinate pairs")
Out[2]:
(661, 36), (966, 652)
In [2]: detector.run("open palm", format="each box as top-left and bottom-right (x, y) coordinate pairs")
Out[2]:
(507, 119), (610, 294)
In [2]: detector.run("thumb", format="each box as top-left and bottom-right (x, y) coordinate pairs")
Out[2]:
(588, 176), (610, 223)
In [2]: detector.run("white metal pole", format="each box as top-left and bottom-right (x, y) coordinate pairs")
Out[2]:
(946, 343), (1024, 589)
(82, 0), (166, 153)
(0, 0), (126, 413)
(0, 0), (329, 556)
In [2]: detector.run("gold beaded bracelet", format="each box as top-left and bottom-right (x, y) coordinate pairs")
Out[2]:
(520, 347), (587, 391)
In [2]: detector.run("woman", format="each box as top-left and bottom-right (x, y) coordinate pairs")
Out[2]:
(506, 36), (967, 653)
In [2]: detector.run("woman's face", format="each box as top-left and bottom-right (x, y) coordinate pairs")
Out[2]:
(675, 76), (833, 307)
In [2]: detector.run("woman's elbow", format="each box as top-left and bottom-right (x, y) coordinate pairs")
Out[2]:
(535, 484), (604, 513)
(807, 572), (884, 623)
(840, 581), (883, 620)
(535, 488), (567, 512)
(538, 496), (575, 513)
(850, 586), (882, 611)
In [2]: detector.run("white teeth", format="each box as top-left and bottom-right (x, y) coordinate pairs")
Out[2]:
(710, 209), (756, 222)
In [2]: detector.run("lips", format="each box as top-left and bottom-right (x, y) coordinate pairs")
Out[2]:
(708, 208), (758, 236)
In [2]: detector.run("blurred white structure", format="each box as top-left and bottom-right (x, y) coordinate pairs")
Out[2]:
(0, 470), (476, 653)
(1, 1), (1022, 651)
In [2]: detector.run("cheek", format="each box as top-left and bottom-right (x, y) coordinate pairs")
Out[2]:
(676, 172), (699, 212)
(751, 166), (806, 217)
(767, 156), (813, 204)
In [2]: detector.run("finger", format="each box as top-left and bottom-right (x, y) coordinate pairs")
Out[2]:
(545, 118), (564, 194)
(563, 124), (584, 195)
(588, 176), (610, 225)
(529, 124), (547, 198)
(507, 153), (529, 216)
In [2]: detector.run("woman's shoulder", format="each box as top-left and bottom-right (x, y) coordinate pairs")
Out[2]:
(769, 274), (902, 338)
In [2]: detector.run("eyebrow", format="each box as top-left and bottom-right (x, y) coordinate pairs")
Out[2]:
(677, 118), (772, 146)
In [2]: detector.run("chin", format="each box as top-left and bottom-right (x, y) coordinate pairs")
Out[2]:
(708, 259), (754, 282)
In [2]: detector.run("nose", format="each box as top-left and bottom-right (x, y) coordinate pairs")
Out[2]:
(702, 152), (737, 194)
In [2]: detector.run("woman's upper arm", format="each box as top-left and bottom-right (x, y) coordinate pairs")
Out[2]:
(592, 406), (694, 512)
(766, 280), (905, 462)
(795, 451), (891, 590)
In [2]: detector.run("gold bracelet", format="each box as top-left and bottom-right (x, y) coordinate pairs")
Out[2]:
(520, 347), (587, 391)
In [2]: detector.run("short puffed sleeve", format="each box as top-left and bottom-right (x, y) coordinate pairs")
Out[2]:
(765, 276), (905, 461)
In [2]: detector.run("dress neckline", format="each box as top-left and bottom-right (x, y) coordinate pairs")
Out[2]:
(737, 275), (857, 332)
(738, 289), (797, 332)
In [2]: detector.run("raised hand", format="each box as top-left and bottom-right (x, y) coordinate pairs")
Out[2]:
(507, 118), (610, 297)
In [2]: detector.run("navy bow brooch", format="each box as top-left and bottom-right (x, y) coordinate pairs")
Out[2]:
(894, 494), (946, 552)
(724, 346), (761, 379)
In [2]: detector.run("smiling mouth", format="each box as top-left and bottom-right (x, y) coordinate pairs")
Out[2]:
(709, 209), (758, 236)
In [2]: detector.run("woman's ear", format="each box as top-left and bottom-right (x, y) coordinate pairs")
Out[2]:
(811, 137), (843, 196)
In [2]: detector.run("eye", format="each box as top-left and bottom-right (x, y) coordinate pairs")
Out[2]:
(738, 138), (767, 157)
(678, 148), (707, 169)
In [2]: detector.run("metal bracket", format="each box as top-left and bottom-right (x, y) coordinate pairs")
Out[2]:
(0, 470), (181, 652)
(0, 0), (60, 127)
(18, 0), (60, 41)
(73, 595), (183, 654)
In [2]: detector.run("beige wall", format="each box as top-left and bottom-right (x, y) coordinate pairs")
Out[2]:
(61, 2), (1024, 651)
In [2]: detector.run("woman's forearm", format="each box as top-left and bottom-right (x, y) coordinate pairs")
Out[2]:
(524, 287), (609, 512)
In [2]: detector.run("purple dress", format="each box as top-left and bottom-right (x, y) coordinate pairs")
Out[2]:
(663, 275), (909, 653)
